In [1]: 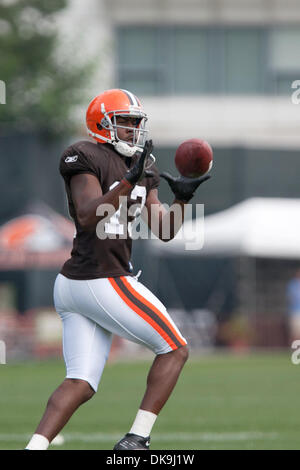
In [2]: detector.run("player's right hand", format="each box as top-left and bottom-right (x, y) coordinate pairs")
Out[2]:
(123, 140), (154, 186)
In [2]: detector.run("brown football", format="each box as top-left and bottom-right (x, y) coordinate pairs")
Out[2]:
(175, 138), (213, 178)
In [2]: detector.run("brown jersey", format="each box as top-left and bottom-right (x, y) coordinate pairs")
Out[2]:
(59, 140), (160, 280)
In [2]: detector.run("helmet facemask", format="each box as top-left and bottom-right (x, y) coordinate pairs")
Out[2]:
(111, 113), (155, 168)
(111, 113), (146, 147)
(99, 109), (148, 157)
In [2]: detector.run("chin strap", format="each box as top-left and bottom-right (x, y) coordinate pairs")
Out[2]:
(113, 141), (156, 169)
(113, 140), (139, 157)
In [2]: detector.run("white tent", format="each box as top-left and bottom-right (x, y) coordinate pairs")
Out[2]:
(149, 198), (300, 259)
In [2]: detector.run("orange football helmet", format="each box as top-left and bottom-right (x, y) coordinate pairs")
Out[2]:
(86, 89), (149, 158)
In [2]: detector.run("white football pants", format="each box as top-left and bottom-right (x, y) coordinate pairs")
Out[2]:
(53, 273), (187, 391)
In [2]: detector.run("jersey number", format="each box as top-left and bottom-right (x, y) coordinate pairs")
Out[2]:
(104, 182), (146, 237)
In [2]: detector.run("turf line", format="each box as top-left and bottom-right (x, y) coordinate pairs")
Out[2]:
(0, 431), (279, 444)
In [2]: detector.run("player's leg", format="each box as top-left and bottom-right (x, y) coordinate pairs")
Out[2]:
(78, 275), (188, 449)
(109, 276), (189, 417)
(32, 377), (95, 446)
(113, 344), (189, 450)
(25, 310), (112, 449)
(139, 344), (189, 414)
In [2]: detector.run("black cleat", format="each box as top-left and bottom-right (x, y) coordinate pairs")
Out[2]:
(113, 433), (150, 450)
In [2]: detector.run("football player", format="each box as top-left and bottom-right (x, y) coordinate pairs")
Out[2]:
(25, 89), (210, 450)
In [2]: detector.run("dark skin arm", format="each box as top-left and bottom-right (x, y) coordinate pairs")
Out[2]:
(70, 173), (132, 230)
(70, 174), (185, 240)
(69, 140), (154, 230)
(143, 188), (186, 242)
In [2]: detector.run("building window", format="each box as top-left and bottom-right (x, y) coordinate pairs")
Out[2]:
(222, 29), (265, 94)
(269, 28), (300, 94)
(117, 26), (300, 95)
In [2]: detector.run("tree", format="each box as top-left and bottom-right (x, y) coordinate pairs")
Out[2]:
(0, 0), (94, 138)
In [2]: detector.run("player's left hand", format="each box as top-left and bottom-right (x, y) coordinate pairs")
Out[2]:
(124, 140), (154, 186)
(160, 172), (211, 202)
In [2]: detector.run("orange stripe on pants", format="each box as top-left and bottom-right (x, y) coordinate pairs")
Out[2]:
(120, 276), (186, 347)
(108, 277), (178, 350)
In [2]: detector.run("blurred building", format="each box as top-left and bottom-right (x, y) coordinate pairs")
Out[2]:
(108, 0), (300, 147)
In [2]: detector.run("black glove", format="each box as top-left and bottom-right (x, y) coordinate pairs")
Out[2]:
(160, 172), (211, 202)
(123, 140), (154, 186)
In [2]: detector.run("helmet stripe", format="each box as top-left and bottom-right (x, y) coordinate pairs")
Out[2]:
(121, 89), (139, 107)
(134, 95), (141, 106)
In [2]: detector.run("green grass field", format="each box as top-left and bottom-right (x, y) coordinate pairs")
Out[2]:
(0, 351), (299, 450)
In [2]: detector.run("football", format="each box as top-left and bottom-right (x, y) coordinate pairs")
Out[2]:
(175, 138), (213, 178)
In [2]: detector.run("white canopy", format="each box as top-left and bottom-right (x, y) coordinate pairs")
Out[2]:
(149, 198), (300, 259)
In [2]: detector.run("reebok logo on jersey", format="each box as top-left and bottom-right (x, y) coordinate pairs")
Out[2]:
(65, 155), (78, 163)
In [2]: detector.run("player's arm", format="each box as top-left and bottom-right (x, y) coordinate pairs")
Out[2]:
(143, 189), (186, 242)
(144, 172), (211, 242)
(70, 174), (132, 230)
(70, 140), (154, 230)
